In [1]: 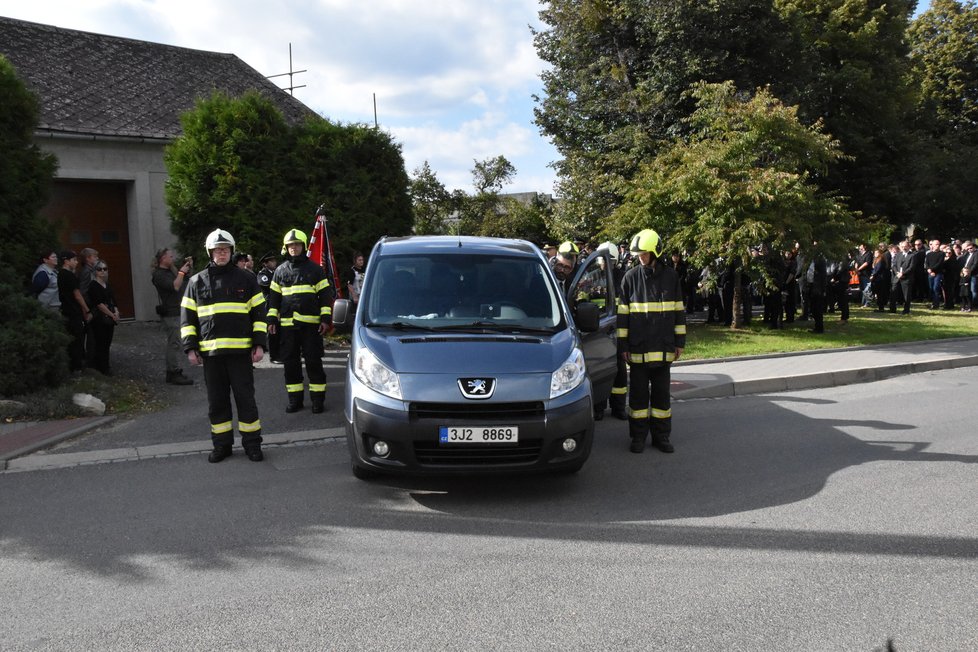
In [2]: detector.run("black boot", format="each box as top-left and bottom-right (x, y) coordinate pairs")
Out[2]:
(208, 446), (232, 463)
(285, 394), (304, 413)
(610, 402), (628, 420)
(651, 435), (675, 453)
(311, 399), (326, 414)
(166, 370), (193, 386)
(629, 435), (645, 454)
(245, 447), (264, 462)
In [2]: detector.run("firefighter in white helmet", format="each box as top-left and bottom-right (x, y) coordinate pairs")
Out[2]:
(617, 229), (686, 453)
(181, 228), (267, 463)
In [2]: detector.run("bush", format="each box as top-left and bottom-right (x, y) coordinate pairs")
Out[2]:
(0, 280), (69, 396)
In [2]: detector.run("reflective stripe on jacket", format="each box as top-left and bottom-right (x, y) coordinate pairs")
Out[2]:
(266, 255), (334, 328)
(180, 263), (267, 356)
(617, 261), (686, 363)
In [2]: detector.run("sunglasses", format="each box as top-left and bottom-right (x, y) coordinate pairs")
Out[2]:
(96, 266), (109, 271)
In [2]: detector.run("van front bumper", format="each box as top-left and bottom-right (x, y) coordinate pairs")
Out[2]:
(345, 393), (594, 475)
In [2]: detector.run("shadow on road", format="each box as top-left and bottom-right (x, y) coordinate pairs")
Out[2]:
(2, 386), (977, 581)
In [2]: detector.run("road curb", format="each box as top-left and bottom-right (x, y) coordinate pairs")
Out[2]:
(0, 416), (116, 470)
(3, 426), (347, 473)
(674, 354), (978, 400)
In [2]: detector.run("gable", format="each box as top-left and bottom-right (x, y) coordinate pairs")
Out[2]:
(0, 15), (319, 140)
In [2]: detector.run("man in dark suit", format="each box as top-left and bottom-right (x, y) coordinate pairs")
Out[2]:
(889, 240), (914, 314)
(960, 241), (978, 312)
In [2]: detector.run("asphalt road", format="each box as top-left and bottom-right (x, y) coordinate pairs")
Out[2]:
(1, 368), (976, 650)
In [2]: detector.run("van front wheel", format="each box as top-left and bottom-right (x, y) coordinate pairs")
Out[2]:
(351, 461), (379, 481)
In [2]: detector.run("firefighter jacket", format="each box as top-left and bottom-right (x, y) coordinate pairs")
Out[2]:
(266, 253), (334, 328)
(616, 261), (686, 364)
(180, 262), (267, 356)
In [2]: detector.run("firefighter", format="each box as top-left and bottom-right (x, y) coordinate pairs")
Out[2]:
(181, 229), (267, 463)
(256, 251), (281, 363)
(266, 229), (334, 414)
(617, 229), (686, 453)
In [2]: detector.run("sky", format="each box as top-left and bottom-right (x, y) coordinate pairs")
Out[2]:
(1, 1), (934, 196)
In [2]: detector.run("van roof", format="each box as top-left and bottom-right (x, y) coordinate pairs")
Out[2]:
(376, 235), (542, 258)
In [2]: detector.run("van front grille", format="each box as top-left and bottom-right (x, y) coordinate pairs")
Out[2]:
(413, 440), (543, 465)
(409, 401), (545, 421)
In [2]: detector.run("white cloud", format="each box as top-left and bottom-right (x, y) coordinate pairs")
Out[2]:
(1, 0), (558, 193)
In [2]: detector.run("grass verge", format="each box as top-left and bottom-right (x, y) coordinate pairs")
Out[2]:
(685, 304), (977, 360)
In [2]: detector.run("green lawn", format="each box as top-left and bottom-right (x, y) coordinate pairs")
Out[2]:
(685, 303), (977, 360)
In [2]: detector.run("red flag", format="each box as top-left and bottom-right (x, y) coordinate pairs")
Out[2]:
(308, 206), (343, 298)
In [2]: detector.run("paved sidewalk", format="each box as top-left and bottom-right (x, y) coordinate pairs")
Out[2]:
(3, 336), (977, 472)
(671, 336), (978, 399)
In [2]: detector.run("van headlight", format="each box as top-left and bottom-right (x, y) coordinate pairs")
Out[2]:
(551, 347), (586, 398)
(353, 347), (402, 399)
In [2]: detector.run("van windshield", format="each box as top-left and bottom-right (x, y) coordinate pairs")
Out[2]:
(364, 253), (564, 331)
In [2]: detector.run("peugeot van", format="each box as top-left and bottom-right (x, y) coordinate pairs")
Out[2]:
(332, 236), (619, 479)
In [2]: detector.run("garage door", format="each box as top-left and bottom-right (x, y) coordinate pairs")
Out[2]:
(42, 180), (134, 319)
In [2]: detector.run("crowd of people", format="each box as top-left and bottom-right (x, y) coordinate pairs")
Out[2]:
(661, 237), (978, 332)
(31, 247), (119, 376)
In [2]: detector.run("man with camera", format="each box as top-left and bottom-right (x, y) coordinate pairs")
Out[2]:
(152, 247), (194, 385)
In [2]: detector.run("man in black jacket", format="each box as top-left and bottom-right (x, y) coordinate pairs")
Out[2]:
(617, 229), (686, 454)
(924, 239), (945, 309)
(889, 240), (914, 314)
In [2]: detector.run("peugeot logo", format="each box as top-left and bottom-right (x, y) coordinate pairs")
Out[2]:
(458, 377), (496, 400)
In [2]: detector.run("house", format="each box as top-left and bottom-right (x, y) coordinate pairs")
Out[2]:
(0, 16), (318, 319)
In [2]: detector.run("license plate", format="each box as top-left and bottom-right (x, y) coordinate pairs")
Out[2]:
(439, 426), (519, 444)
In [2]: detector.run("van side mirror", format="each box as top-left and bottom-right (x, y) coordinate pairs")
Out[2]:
(332, 298), (352, 330)
(574, 301), (600, 332)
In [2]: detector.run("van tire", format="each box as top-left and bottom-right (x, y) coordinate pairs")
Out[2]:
(351, 462), (379, 480)
(556, 460), (585, 475)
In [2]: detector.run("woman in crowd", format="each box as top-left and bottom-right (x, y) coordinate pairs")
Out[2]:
(87, 261), (120, 375)
(869, 247), (890, 312)
(31, 250), (61, 311)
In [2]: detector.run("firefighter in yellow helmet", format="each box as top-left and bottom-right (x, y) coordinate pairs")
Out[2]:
(550, 240), (580, 293)
(617, 229), (686, 453)
(266, 229), (335, 414)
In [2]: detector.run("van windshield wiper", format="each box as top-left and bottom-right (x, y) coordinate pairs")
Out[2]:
(435, 322), (556, 334)
(366, 321), (439, 331)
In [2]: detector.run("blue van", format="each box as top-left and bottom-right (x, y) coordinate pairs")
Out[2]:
(331, 236), (619, 479)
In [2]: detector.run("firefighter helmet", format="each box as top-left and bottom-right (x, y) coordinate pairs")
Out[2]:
(205, 229), (236, 254)
(557, 241), (580, 256)
(597, 241), (618, 257)
(629, 229), (663, 257)
(282, 229), (308, 248)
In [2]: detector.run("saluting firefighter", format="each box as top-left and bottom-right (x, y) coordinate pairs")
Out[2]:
(266, 229), (334, 414)
(181, 229), (268, 463)
(617, 229), (686, 454)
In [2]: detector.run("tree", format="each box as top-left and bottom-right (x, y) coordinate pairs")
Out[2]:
(0, 56), (68, 394)
(165, 92), (412, 272)
(533, 0), (805, 220)
(0, 55), (59, 287)
(292, 118), (413, 266)
(455, 155), (517, 235)
(907, 0), (978, 237)
(409, 162), (454, 235)
(611, 82), (870, 328)
(164, 91), (294, 262)
(775, 0), (917, 225)
(480, 194), (552, 243)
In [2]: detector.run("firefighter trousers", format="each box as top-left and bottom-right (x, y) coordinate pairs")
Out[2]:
(628, 361), (672, 441)
(280, 324), (327, 403)
(202, 353), (262, 449)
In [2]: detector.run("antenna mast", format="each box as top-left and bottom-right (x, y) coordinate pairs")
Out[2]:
(267, 43), (307, 96)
